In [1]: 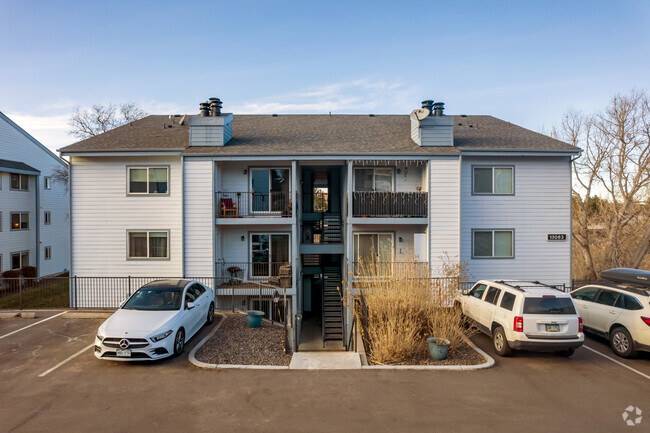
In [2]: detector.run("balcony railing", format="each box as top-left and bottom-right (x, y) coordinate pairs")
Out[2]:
(216, 192), (292, 218)
(217, 261), (293, 288)
(352, 191), (427, 218)
(352, 261), (430, 278)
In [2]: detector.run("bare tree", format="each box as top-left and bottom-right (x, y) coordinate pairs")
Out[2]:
(69, 103), (147, 139)
(51, 166), (69, 192)
(556, 90), (650, 278)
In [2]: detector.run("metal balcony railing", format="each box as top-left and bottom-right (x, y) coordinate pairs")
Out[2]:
(217, 262), (293, 288)
(352, 191), (427, 217)
(216, 192), (292, 218)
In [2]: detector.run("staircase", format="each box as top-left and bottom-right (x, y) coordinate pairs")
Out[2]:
(322, 214), (342, 243)
(322, 266), (343, 343)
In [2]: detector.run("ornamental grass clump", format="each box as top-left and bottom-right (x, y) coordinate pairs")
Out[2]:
(349, 256), (473, 365)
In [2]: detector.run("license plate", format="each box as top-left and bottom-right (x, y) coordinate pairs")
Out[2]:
(545, 324), (560, 332)
(116, 349), (131, 357)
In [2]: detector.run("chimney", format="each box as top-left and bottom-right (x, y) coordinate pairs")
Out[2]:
(189, 97), (233, 146)
(410, 99), (454, 147)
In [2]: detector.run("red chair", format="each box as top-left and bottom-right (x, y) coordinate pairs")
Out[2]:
(220, 198), (238, 217)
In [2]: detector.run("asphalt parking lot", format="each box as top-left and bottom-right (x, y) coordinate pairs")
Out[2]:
(0, 311), (648, 433)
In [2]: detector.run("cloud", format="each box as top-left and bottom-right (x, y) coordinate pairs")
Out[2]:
(4, 112), (73, 154)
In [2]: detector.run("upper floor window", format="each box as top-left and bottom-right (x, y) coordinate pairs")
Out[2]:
(45, 246), (52, 260)
(44, 176), (52, 190)
(10, 174), (29, 191)
(11, 213), (29, 230)
(128, 231), (169, 259)
(354, 168), (393, 192)
(128, 167), (168, 195)
(473, 229), (513, 258)
(473, 166), (513, 195)
(44, 211), (51, 225)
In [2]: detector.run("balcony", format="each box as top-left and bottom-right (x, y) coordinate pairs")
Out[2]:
(216, 192), (292, 218)
(352, 191), (428, 218)
(216, 261), (293, 289)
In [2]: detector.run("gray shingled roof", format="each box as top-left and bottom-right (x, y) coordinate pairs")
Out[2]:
(0, 158), (40, 174)
(59, 114), (578, 155)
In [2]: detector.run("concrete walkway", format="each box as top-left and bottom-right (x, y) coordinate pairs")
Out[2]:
(289, 352), (362, 369)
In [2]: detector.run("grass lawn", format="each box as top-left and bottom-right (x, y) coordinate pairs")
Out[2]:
(0, 279), (70, 309)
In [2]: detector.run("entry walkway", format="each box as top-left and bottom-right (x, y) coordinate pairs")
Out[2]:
(289, 352), (361, 369)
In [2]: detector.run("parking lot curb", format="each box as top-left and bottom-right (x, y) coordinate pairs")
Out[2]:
(361, 337), (495, 371)
(189, 315), (291, 370)
(63, 311), (114, 319)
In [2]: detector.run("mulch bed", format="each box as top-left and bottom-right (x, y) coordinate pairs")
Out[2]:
(367, 339), (486, 366)
(195, 313), (292, 366)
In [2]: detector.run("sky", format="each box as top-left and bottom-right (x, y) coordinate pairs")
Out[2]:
(1, 0), (649, 154)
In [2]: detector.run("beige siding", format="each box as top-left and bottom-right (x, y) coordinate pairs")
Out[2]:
(70, 155), (182, 277)
(183, 159), (214, 277)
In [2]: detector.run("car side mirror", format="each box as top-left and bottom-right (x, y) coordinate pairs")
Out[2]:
(462, 290), (469, 296)
(186, 301), (195, 310)
(119, 300), (127, 308)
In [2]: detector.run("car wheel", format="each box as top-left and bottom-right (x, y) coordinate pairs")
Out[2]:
(558, 348), (575, 357)
(206, 302), (215, 325)
(173, 328), (185, 356)
(492, 326), (512, 357)
(610, 327), (637, 358)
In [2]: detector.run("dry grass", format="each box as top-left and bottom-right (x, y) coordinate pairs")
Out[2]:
(348, 257), (475, 365)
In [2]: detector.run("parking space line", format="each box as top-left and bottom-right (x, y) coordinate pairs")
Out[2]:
(583, 345), (650, 381)
(0, 312), (66, 340)
(38, 343), (94, 378)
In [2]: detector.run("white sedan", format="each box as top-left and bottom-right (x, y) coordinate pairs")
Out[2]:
(94, 279), (215, 361)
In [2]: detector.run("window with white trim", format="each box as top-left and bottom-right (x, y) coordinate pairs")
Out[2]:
(473, 230), (514, 258)
(44, 176), (52, 190)
(128, 167), (168, 195)
(10, 174), (29, 191)
(44, 211), (51, 225)
(473, 166), (513, 195)
(353, 232), (394, 275)
(354, 168), (394, 192)
(11, 213), (29, 230)
(45, 246), (52, 260)
(128, 231), (169, 259)
(250, 233), (290, 278)
(11, 251), (29, 270)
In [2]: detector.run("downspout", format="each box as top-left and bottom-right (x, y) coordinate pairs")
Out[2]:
(35, 174), (40, 277)
(181, 155), (185, 278)
(68, 162), (74, 307)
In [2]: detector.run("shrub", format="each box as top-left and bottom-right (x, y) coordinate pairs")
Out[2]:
(21, 266), (37, 278)
(2, 270), (20, 279)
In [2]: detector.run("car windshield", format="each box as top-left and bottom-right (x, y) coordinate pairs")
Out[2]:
(523, 297), (576, 314)
(122, 287), (182, 311)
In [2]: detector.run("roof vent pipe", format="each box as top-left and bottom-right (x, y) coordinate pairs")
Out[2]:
(433, 102), (445, 117)
(421, 100), (434, 116)
(199, 102), (210, 117)
(209, 97), (222, 117)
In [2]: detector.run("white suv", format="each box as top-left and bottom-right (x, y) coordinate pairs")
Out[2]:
(571, 268), (650, 358)
(461, 280), (584, 356)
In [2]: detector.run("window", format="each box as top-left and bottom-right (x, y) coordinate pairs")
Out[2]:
(500, 292), (516, 311)
(44, 246), (52, 260)
(614, 294), (643, 311)
(0, 212), (2, 231)
(44, 176), (52, 190)
(354, 168), (394, 192)
(523, 297), (576, 315)
(473, 230), (513, 258)
(11, 251), (29, 270)
(11, 213), (29, 230)
(44, 211), (51, 225)
(484, 287), (501, 305)
(250, 233), (290, 278)
(571, 286), (599, 302)
(128, 231), (169, 259)
(469, 283), (487, 299)
(473, 166), (513, 194)
(250, 168), (291, 213)
(353, 233), (394, 275)
(10, 174), (29, 191)
(0, 254), (2, 273)
(128, 167), (168, 194)
(595, 290), (620, 306)
(184, 288), (197, 308)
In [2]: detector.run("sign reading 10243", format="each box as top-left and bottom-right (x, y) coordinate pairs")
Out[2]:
(547, 234), (567, 241)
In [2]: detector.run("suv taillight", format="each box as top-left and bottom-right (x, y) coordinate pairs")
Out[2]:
(641, 317), (650, 327)
(579, 317), (583, 333)
(514, 316), (524, 332)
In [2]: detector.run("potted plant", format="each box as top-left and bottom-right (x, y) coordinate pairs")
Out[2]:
(246, 310), (265, 328)
(426, 337), (450, 360)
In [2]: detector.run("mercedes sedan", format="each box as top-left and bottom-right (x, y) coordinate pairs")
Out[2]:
(94, 279), (215, 361)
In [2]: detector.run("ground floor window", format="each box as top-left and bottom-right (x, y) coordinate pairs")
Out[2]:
(45, 246), (52, 260)
(128, 231), (169, 259)
(473, 230), (514, 258)
(250, 233), (290, 278)
(353, 232), (394, 275)
(11, 251), (29, 270)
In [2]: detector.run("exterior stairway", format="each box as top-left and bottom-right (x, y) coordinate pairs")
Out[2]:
(322, 214), (342, 243)
(322, 266), (343, 343)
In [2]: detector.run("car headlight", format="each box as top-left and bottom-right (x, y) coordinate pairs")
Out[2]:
(150, 330), (173, 342)
(96, 332), (105, 342)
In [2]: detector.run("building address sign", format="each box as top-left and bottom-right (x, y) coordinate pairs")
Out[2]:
(547, 234), (567, 241)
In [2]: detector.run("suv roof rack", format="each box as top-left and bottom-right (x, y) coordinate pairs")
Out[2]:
(495, 280), (564, 293)
(494, 280), (525, 292)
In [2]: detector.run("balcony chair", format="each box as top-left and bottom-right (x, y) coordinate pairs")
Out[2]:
(220, 198), (238, 218)
(268, 263), (292, 288)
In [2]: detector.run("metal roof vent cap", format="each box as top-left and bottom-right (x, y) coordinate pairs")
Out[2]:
(209, 97), (222, 117)
(421, 100), (434, 116)
(433, 102), (445, 117)
(199, 102), (210, 117)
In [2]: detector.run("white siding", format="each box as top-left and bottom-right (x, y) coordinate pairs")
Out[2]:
(429, 157), (461, 274)
(394, 163), (426, 192)
(0, 114), (69, 276)
(460, 156), (571, 284)
(217, 161), (250, 192)
(183, 159), (213, 277)
(70, 155), (182, 277)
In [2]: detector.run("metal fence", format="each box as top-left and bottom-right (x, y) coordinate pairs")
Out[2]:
(215, 191), (292, 218)
(352, 191), (428, 217)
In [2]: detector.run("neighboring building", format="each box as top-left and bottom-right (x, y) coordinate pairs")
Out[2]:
(59, 98), (580, 349)
(0, 111), (70, 277)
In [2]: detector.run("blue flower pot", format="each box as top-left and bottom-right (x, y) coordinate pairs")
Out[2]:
(427, 337), (450, 360)
(246, 310), (265, 328)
